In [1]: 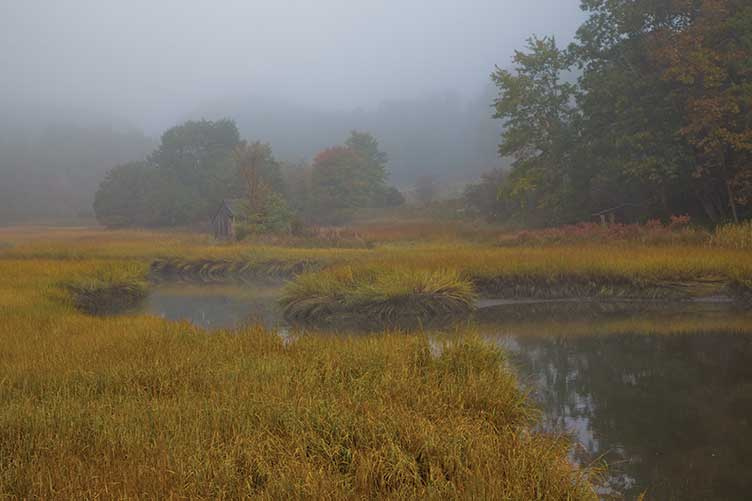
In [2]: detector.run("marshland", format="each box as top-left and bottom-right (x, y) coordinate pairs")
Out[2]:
(3, 1), (752, 499)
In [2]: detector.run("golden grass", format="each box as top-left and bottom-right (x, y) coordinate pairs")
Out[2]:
(62, 262), (149, 314)
(0, 227), (600, 499)
(281, 245), (752, 318)
(711, 221), (752, 249)
(282, 266), (476, 323)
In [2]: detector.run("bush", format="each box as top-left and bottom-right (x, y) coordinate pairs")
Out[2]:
(235, 193), (295, 239)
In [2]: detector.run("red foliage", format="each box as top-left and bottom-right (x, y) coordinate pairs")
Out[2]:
(313, 146), (360, 167)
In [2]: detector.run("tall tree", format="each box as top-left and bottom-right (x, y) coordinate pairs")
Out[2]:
(233, 141), (285, 212)
(150, 119), (241, 223)
(492, 36), (579, 223)
(573, 0), (698, 218)
(345, 130), (388, 201)
(651, 0), (752, 221)
(311, 146), (370, 212)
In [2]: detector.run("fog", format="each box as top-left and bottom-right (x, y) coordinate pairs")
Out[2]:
(0, 0), (584, 221)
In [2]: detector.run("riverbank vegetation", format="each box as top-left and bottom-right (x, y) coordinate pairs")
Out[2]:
(0, 239), (600, 499)
(2, 216), (752, 499)
(4, 224), (752, 311)
(282, 266), (475, 324)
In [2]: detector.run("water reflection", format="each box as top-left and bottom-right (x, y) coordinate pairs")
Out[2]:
(480, 303), (752, 500)
(144, 284), (285, 329)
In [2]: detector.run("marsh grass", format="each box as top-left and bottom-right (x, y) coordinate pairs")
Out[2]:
(62, 263), (149, 314)
(711, 221), (752, 250)
(0, 228), (603, 498)
(0, 251), (599, 498)
(3, 226), (752, 497)
(281, 245), (752, 322)
(281, 266), (476, 323)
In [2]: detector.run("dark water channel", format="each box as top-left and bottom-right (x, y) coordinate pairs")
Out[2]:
(142, 285), (752, 500)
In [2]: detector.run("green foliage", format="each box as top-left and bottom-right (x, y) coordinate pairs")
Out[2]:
(151, 119), (241, 222)
(345, 130), (388, 197)
(491, 36), (578, 224)
(94, 124), (398, 231)
(482, 0), (752, 226)
(463, 168), (509, 220)
(236, 192), (295, 239)
(233, 140), (286, 208)
(93, 162), (160, 227)
(94, 119), (242, 227)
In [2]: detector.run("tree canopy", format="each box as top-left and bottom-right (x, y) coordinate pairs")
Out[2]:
(93, 122), (400, 230)
(481, 0), (752, 225)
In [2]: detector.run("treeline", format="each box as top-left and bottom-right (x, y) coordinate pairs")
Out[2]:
(467, 0), (752, 226)
(93, 119), (403, 230)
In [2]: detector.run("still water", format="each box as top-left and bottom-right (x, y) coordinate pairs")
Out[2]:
(145, 284), (285, 329)
(143, 286), (752, 500)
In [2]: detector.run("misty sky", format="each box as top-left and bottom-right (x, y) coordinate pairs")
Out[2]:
(1, 0), (584, 132)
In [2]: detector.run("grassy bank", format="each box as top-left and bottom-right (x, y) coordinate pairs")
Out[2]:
(0, 229), (600, 499)
(4, 226), (752, 323)
(281, 245), (752, 322)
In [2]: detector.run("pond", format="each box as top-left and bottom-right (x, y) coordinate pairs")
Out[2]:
(142, 285), (752, 500)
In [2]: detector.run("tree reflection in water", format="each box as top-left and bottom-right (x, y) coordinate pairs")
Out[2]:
(482, 303), (752, 500)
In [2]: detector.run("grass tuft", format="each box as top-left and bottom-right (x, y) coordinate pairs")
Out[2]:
(281, 266), (476, 324)
(62, 263), (148, 314)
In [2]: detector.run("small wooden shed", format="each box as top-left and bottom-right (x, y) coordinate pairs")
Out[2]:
(211, 199), (247, 240)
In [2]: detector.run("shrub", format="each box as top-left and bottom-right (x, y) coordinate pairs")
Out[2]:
(235, 193), (295, 239)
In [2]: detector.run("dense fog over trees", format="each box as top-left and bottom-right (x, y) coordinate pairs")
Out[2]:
(2, 1), (749, 226)
(0, 0), (582, 222)
(187, 87), (507, 186)
(0, 113), (153, 221)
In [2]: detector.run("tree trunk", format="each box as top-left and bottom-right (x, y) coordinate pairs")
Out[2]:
(696, 185), (719, 223)
(726, 179), (739, 223)
(722, 146), (739, 223)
